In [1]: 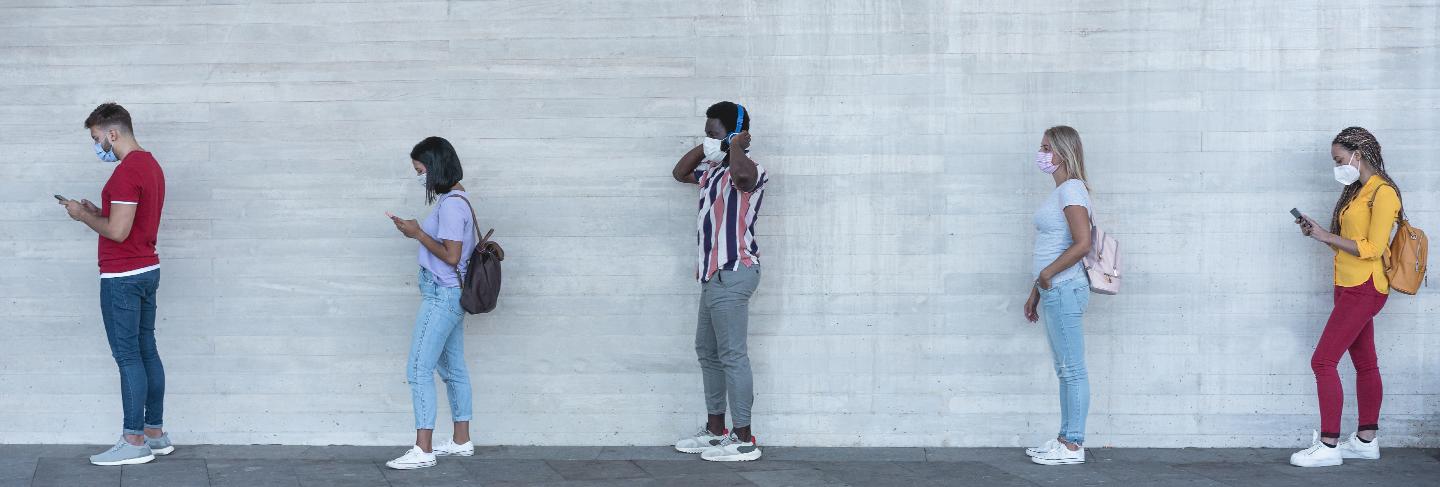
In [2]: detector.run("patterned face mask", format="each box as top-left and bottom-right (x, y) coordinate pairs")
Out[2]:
(1035, 150), (1058, 174)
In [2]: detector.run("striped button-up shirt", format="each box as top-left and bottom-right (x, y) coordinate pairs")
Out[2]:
(694, 159), (768, 282)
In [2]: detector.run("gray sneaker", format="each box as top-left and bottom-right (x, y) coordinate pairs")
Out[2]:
(145, 433), (175, 455)
(90, 438), (155, 466)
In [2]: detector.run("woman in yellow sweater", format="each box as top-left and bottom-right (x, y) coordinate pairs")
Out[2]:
(1289, 127), (1402, 467)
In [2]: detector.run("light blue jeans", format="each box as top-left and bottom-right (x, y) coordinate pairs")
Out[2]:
(1039, 276), (1090, 445)
(407, 268), (472, 430)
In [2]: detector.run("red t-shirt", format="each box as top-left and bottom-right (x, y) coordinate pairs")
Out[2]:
(99, 151), (165, 274)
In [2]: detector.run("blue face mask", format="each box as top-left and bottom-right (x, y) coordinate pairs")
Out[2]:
(94, 141), (118, 163)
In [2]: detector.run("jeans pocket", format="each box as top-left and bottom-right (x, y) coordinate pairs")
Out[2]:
(440, 287), (465, 317)
(105, 280), (142, 311)
(1038, 284), (1059, 302)
(1072, 283), (1090, 308)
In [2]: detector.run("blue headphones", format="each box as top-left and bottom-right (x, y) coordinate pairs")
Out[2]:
(722, 104), (746, 151)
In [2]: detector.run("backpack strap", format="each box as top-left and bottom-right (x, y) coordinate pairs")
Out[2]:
(1365, 182), (1406, 271)
(442, 193), (490, 287)
(446, 193), (486, 245)
(1368, 182), (1406, 223)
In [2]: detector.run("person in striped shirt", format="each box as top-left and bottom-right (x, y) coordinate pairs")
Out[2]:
(669, 101), (768, 462)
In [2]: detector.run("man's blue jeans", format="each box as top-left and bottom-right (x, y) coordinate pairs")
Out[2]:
(100, 269), (165, 435)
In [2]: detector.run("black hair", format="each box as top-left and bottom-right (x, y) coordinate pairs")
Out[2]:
(410, 136), (463, 205)
(705, 101), (751, 133)
(84, 102), (133, 134)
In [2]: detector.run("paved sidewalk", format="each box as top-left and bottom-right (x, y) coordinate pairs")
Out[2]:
(2, 444), (1436, 486)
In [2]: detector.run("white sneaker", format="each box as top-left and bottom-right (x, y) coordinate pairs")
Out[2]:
(433, 439), (474, 457)
(385, 446), (437, 470)
(700, 433), (762, 462)
(1030, 441), (1084, 465)
(674, 427), (728, 454)
(1289, 431), (1343, 467)
(88, 439), (155, 466)
(1026, 439), (1060, 458)
(1338, 433), (1379, 460)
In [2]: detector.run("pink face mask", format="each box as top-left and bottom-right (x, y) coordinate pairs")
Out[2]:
(1035, 151), (1059, 174)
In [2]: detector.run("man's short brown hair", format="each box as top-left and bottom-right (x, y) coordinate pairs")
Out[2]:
(84, 103), (133, 133)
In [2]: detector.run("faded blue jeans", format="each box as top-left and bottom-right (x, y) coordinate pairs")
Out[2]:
(1039, 276), (1090, 445)
(407, 268), (472, 430)
(99, 269), (165, 436)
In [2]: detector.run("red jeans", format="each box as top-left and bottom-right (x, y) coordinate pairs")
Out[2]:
(1311, 278), (1387, 439)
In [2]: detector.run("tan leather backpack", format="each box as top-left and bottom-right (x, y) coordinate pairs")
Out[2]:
(1371, 184), (1428, 294)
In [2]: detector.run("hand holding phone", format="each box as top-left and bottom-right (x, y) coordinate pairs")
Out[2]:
(386, 211), (421, 239)
(1291, 208), (1321, 238)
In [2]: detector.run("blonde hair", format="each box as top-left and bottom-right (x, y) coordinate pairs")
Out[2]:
(1044, 125), (1088, 189)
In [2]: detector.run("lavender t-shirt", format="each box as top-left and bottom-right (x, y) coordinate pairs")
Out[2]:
(418, 191), (477, 288)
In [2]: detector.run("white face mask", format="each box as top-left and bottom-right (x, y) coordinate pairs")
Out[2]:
(1333, 153), (1361, 186)
(702, 137), (726, 163)
(416, 172), (429, 188)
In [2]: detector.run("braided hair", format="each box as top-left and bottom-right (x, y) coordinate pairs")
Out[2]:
(1329, 127), (1402, 234)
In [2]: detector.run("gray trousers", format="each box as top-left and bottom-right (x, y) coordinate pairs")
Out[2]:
(695, 264), (760, 428)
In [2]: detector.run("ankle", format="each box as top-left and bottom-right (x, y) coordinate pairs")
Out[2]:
(706, 413), (726, 436)
(733, 426), (753, 443)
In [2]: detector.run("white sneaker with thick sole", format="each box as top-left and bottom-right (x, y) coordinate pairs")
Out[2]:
(385, 446), (437, 470)
(1290, 431), (1343, 467)
(433, 439), (474, 457)
(1338, 433), (1379, 460)
(1026, 439), (1060, 458)
(674, 427), (728, 454)
(700, 433), (761, 462)
(1030, 442), (1084, 465)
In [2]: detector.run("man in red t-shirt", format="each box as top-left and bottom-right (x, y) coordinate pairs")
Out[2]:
(59, 103), (173, 466)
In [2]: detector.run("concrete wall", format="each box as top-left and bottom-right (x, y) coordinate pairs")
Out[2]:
(2, 0), (1438, 447)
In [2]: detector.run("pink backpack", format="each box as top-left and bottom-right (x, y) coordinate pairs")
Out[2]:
(1082, 224), (1120, 295)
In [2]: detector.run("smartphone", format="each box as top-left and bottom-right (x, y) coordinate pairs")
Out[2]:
(54, 194), (68, 202)
(1289, 208), (1302, 220)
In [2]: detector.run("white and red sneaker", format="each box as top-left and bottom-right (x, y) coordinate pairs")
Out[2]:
(674, 427), (728, 454)
(701, 433), (761, 462)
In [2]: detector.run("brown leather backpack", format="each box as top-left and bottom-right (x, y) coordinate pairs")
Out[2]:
(1370, 184), (1428, 295)
(448, 194), (504, 313)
